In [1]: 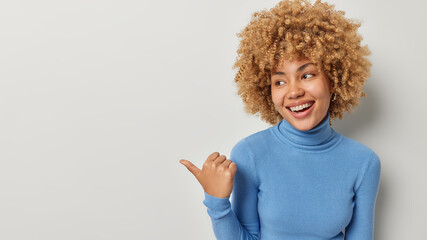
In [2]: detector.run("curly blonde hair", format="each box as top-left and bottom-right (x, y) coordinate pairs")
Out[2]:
(233, 0), (372, 125)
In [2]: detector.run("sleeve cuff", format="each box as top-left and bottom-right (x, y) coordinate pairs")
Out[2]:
(203, 192), (231, 219)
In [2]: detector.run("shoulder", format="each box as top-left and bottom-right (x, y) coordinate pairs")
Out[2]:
(230, 126), (273, 159)
(338, 134), (380, 161)
(337, 135), (381, 191)
(230, 127), (273, 157)
(243, 127), (273, 143)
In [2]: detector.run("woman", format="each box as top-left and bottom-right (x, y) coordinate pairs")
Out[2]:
(179, 0), (381, 239)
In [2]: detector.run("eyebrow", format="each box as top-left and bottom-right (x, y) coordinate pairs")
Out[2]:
(272, 62), (315, 76)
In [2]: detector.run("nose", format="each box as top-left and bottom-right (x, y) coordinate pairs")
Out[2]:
(287, 81), (304, 99)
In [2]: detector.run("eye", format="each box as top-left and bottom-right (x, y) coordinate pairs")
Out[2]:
(303, 73), (314, 79)
(274, 80), (285, 86)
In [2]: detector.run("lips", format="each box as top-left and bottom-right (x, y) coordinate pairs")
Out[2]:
(286, 100), (315, 108)
(286, 100), (315, 111)
(286, 101), (315, 118)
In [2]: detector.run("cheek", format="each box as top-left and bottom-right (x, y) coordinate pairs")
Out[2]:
(271, 89), (280, 105)
(306, 82), (330, 100)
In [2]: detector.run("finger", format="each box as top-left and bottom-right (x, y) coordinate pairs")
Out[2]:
(229, 162), (237, 175)
(179, 159), (200, 177)
(229, 162), (237, 171)
(222, 159), (232, 167)
(213, 155), (227, 166)
(206, 152), (220, 163)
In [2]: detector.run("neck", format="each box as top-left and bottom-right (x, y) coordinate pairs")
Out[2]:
(272, 112), (340, 152)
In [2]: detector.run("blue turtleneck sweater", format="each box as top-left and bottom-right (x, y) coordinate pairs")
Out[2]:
(203, 112), (381, 240)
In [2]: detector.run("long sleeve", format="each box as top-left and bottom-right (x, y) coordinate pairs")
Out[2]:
(345, 152), (382, 240)
(203, 138), (260, 240)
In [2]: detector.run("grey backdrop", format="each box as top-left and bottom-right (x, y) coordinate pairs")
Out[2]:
(1, 0), (425, 239)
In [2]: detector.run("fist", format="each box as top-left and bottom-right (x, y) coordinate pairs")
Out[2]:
(179, 152), (237, 198)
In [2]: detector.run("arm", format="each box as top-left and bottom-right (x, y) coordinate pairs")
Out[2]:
(203, 139), (260, 240)
(345, 152), (381, 240)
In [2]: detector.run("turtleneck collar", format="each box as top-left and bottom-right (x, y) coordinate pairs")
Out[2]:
(270, 112), (342, 152)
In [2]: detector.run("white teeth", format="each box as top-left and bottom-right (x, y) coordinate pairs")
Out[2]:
(289, 102), (313, 112)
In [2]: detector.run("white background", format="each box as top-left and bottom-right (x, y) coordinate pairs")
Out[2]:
(1, 0), (426, 239)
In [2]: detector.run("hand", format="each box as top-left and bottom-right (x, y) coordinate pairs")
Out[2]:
(179, 152), (237, 198)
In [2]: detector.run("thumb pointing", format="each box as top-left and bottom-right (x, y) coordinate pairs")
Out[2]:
(179, 159), (200, 178)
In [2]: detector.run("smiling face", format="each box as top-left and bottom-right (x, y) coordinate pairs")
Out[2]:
(271, 57), (333, 131)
